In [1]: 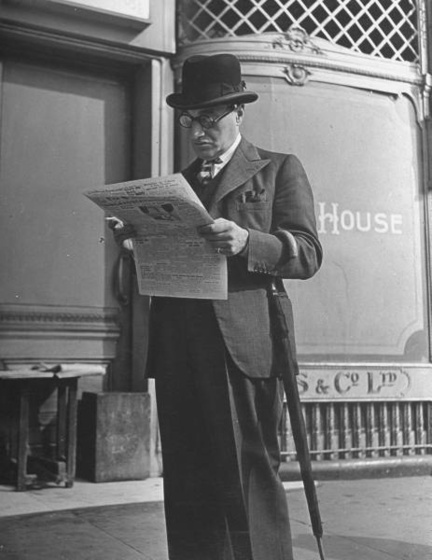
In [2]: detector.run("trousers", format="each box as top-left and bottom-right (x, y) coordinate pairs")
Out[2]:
(154, 299), (293, 560)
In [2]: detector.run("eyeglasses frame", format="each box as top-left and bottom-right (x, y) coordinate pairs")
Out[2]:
(178, 105), (237, 129)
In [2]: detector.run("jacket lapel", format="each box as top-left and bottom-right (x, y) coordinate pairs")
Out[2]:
(209, 138), (270, 211)
(182, 138), (270, 215)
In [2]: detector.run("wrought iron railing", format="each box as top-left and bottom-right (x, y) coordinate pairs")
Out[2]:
(280, 401), (432, 461)
(177, 0), (420, 63)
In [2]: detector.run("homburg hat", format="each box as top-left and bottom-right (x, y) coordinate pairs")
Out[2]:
(166, 53), (258, 110)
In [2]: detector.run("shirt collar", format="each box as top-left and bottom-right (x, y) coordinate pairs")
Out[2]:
(217, 133), (241, 166)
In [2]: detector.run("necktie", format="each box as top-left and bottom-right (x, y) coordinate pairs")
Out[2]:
(197, 158), (222, 186)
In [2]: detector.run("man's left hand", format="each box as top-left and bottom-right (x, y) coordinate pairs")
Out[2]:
(198, 218), (249, 256)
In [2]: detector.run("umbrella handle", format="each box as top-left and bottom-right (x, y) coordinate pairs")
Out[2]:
(316, 536), (326, 560)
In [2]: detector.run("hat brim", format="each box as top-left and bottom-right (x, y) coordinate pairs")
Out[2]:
(166, 91), (258, 110)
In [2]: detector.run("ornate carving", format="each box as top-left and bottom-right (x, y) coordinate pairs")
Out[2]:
(0, 306), (120, 361)
(271, 26), (323, 55)
(283, 64), (311, 86)
(0, 311), (116, 325)
(0, 306), (119, 334)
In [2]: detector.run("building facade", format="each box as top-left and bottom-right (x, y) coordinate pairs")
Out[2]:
(0, 0), (431, 479)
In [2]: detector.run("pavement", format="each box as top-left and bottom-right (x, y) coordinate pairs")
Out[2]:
(0, 475), (431, 559)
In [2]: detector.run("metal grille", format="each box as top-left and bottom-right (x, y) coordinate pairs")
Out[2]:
(280, 401), (432, 461)
(178, 0), (419, 63)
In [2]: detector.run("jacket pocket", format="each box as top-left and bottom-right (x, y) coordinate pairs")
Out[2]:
(235, 200), (270, 212)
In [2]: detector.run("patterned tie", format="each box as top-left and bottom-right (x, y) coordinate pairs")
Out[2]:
(197, 158), (222, 186)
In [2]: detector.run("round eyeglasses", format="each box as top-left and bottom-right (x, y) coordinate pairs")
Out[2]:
(178, 107), (235, 129)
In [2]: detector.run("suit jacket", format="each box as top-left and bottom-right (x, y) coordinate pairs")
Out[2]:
(147, 137), (322, 379)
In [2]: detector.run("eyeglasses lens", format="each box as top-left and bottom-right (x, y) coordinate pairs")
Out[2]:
(199, 116), (213, 129)
(179, 114), (192, 128)
(179, 114), (214, 129)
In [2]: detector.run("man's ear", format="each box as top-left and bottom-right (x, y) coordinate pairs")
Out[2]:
(235, 105), (245, 124)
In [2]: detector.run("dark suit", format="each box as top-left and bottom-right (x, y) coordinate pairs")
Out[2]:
(147, 138), (322, 560)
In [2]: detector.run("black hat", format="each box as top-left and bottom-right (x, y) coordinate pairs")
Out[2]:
(166, 54), (258, 110)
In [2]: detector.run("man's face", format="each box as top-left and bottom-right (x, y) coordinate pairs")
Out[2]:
(186, 105), (243, 160)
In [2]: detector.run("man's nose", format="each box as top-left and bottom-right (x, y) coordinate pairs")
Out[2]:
(190, 121), (205, 137)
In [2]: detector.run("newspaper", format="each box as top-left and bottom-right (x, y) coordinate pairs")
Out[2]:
(84, 173), (227, 300)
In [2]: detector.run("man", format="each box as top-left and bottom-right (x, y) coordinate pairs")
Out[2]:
(116, 54), (322, 560)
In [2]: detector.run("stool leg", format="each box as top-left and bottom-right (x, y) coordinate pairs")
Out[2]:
(65, 378), (78, 488)
(57, 382), (67, 461)
(17, 382), (30, 491)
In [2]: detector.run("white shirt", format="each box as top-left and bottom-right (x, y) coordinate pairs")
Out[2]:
(212, 134), (242, 178)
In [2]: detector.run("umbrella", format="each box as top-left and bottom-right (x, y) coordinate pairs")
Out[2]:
(269, 279), (326, 560)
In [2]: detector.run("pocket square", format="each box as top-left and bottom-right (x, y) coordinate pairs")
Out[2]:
(239, 188), (267, 203)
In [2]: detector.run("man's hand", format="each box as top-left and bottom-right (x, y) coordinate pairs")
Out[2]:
(106, 217), (135, 252)
(198, 218), (249, 256)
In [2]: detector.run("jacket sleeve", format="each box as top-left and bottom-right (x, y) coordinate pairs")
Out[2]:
(247, 154), (323, 280)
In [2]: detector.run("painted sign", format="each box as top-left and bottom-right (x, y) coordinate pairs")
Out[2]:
(298, 366), (432, 401)
(317, 202), (403, 236)
(244, 76), (428, 363)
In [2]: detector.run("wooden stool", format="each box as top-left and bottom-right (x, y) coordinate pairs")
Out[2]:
(0, 365), (104, 491)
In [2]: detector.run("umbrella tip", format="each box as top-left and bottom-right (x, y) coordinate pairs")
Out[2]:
(316, 536), (326, 560)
